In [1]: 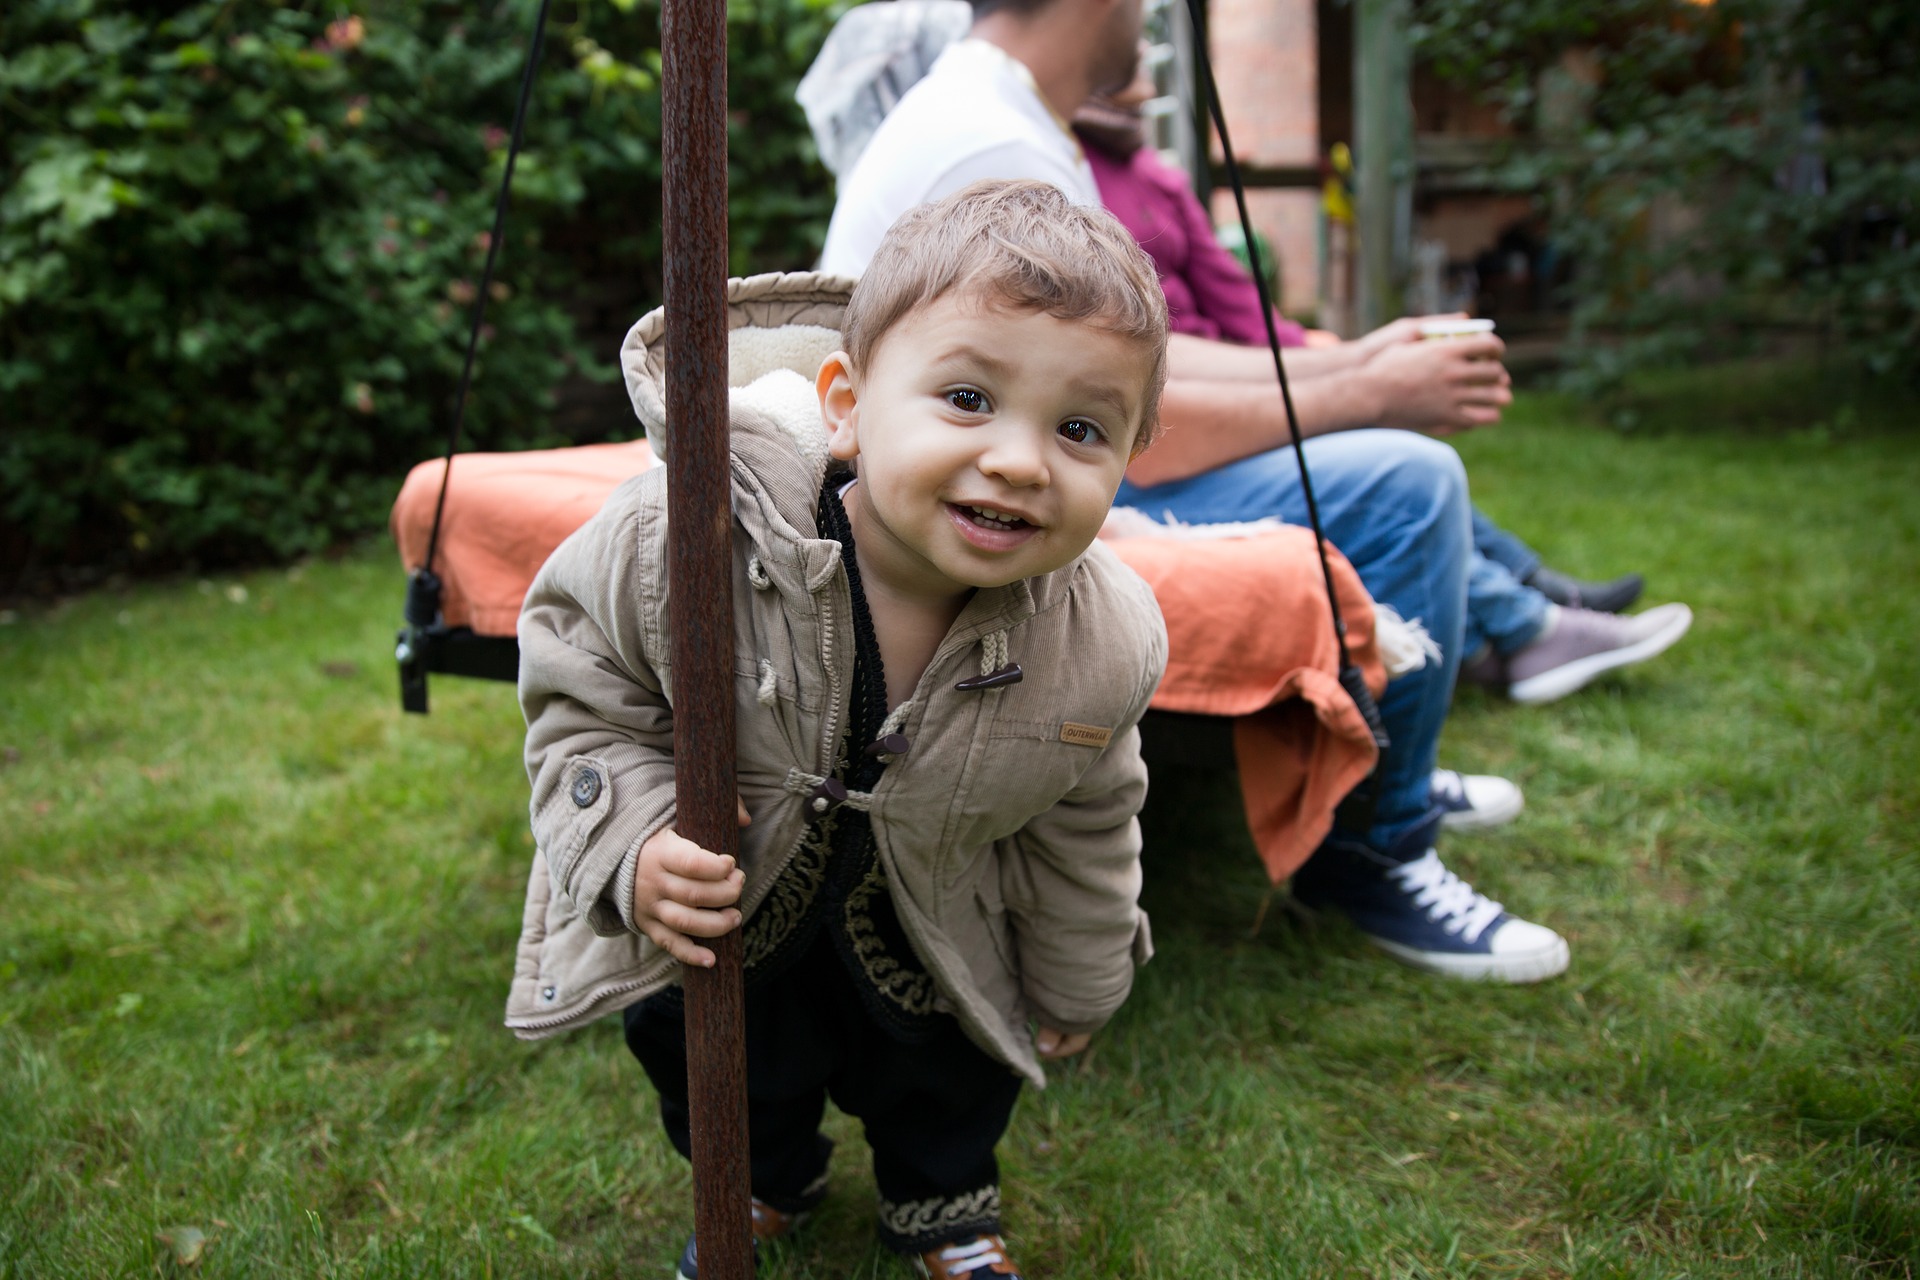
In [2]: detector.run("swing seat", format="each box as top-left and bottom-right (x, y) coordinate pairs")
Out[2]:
(390, 436), (1391, 883)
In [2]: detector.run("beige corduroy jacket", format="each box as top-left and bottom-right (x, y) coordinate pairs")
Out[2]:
(504, 274), (1167, 1085)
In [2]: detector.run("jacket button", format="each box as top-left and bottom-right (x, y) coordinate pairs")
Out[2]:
(541, 985), (557, 1001)
(864, 733), (910, 759)
(807, 778), (847, 818)
(954, 663), (1023, 692)
(571, 769), (602, 808)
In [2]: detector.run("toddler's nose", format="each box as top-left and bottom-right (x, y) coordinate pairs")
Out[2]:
(977, 425), (1049, 488)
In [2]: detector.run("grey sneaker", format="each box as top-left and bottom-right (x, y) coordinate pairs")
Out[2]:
(1488, 603), (1693, 704)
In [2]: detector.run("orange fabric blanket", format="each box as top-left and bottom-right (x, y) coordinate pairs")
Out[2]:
(1114, 534), (1384, 881)
(390, 441), (661, 637)
(391, 446), (1383, 883)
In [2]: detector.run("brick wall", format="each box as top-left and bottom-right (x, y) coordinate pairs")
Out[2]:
(1209, 0), (1321, 315)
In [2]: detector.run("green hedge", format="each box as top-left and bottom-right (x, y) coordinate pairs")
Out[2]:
(0, 0), (843, 585)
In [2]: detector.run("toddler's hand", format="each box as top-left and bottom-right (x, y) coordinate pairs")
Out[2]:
(1034, 1026), (1091, 1060)
(633, 824), (745, 969)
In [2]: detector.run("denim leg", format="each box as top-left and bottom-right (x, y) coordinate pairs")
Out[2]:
(1470, 506), (1541, 580)
(1117, 428), (1471, 852)
(1465, 550), (1552, 657)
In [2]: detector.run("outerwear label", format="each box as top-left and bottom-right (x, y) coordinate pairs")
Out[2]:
(1059, 722), (1113, 749)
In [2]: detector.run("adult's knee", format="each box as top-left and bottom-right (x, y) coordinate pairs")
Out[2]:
(1376, 432), (1469, 521)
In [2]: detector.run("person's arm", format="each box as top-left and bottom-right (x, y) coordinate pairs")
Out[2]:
(1166, 331), (1368, 383)
(1132, 332), (1514, 486)
(1000, 612), (1167, 1051)
(518, 480), (742, 958)
(1126, 374), (1365, 485)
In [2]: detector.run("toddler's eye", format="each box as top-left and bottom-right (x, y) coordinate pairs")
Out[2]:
(947, 388), (986, 413)
(1058, 419), (1103, 445)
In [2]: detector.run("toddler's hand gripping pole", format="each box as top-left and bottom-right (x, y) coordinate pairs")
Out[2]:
(1179, 0), (1391, 827)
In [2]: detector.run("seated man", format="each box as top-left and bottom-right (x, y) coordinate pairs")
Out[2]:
(819, 0), (1568, 983)
(1070, 83), (1694, 709)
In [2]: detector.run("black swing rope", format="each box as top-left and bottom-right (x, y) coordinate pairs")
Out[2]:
(398, 0), (552, 712)
(1178, 0), (1392, 812)
(422, 0), (552, 576)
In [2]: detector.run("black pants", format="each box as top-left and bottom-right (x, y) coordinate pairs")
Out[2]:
(623, 933), (1024, 1252)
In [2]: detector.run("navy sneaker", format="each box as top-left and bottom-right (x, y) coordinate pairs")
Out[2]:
(1431, 768), (1524, 833)
(1292, 840), (1569, 983)
(674, 1199), (809, 1280)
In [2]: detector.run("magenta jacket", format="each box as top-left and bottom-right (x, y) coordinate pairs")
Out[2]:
(1083, 140), (1306, 349)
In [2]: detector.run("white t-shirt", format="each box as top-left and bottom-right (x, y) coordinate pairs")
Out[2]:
(819, 38), (1100, 278)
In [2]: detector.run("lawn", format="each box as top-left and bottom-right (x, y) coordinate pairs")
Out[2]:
(2, 361), (1915, 1278)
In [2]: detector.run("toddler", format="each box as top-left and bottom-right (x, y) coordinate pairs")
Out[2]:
(508, 180), (1169, 1280)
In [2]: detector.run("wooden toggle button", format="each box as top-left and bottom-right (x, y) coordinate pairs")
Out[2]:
(954, 663), (1023, 692)
(864, 733), (910, 759)
(806, 777), (848, 817)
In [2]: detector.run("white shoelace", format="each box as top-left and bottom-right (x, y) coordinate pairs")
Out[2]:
(1389, 851), (1505, 944)
(934, 1236), (1006, 1275)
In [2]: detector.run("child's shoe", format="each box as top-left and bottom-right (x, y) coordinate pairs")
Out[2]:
(910, 1233), (1024, 1278)
(673, 1198), (811, 1280)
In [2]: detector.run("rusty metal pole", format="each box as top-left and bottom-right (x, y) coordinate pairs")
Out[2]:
(661, 0), (751, 1276)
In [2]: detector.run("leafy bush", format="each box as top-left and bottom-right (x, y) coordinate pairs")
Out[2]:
(1413, 0), (1920, 394)
(0, 0), (843, 586)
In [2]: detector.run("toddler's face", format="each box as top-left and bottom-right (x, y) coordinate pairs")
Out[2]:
(819, 292), (1152, 600)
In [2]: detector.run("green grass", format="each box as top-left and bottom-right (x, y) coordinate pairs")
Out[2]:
(3, 360), (1916, 1278)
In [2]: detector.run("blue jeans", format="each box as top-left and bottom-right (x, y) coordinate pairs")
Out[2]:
(1466, 507), (1550, 657)
(1117, 429), (1468, 854)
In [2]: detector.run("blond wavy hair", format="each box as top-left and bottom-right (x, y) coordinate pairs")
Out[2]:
(843, 179), (1169, 452)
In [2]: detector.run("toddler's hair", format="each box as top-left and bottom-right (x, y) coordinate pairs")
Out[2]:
(843, 179), (1170, 450)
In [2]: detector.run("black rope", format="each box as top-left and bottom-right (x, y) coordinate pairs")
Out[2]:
(420, 0), (554, 578)
(1179, 0), (1391, 778)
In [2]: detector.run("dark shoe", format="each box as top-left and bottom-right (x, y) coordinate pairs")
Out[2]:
(911, 1234), (1024, 1278)
(674, 1199), (810, 1279)
(1525, 565), (1645, 614)
(1292, 841), (1568, 983)
(1431, 768), (1524, 832)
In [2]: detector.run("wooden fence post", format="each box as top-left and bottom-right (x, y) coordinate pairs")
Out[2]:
(1354, 0), (1413, 331)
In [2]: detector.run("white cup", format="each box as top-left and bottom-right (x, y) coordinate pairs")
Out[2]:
(1418, 318), (1496, 340)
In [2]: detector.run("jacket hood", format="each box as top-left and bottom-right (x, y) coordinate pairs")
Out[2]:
(622, 271), (857, 471)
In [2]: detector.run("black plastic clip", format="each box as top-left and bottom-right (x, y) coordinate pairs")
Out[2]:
(396, 568), (444, 715)
(1331, 662), (1393, 832)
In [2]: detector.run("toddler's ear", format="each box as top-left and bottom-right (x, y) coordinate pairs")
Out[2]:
(817, 352), (861, 462)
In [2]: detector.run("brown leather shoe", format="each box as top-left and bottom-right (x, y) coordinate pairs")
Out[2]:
(909, 1233), (1023, 1278)
(750, 1197), (808, 1241)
